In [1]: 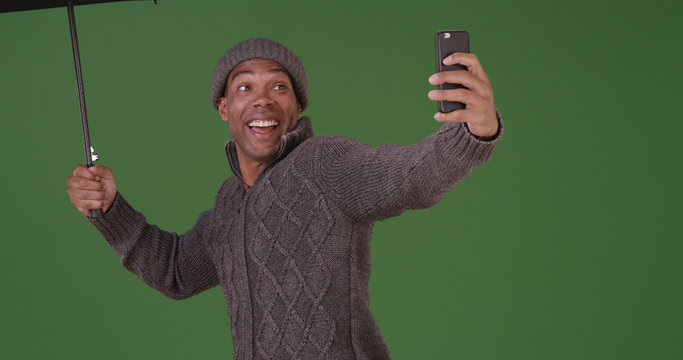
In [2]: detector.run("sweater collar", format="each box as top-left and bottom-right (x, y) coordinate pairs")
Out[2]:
(225, 116), (313, 183)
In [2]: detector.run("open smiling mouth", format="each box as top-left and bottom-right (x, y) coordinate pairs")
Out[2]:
(247, 119), (279, 134)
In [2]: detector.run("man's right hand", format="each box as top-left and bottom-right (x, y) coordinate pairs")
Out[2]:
(66, 164), (117, 217)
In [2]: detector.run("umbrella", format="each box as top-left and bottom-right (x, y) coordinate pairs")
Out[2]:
(1, 0), (157, 217)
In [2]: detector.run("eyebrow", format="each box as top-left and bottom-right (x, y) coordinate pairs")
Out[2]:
(230, 68), (289, 82)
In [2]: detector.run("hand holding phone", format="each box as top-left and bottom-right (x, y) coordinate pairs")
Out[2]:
(435, 30), (470, 113)
(430, 30), (499, 139)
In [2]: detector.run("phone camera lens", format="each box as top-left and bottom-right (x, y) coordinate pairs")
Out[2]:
(444, 33), (451, 39)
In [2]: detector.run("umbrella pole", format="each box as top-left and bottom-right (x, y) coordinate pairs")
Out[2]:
(67, 0), (103, 218)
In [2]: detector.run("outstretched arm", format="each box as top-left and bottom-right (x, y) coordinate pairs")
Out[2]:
(313, 118), (500, 222)
(313, 52), (502, 222)
(66, 165), (219, 299)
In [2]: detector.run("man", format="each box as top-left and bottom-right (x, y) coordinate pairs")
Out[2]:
(66, 38), (501, 359)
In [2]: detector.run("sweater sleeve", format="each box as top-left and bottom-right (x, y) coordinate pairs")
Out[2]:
(314, 112), (503, 222)
(89, 192), (220, 300)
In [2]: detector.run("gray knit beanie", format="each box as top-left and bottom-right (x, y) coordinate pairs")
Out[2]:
(210, 38), (308, 112)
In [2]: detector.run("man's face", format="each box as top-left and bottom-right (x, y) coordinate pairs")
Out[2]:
(218, 59), (301, 166)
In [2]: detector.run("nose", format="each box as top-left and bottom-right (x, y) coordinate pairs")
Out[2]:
(251, 87), (274, 108)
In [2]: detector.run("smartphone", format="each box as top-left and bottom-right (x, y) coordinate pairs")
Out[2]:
(435, 30), (470, 113)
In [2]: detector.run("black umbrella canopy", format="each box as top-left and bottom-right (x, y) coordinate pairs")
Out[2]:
(0, 0), (154, 13)
(0, 0), (156, 217)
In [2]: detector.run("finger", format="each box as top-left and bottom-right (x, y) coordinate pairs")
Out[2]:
(428, 89), (491, 116)
(67, 187), (106, 201)
(72, 164), (97, 180)
(429, 70), (491, 97)
(66, 176), (104, 191)
(434, 107), (499, 138)
(74, 199), (107, 211)
(68, 191), (106, 211)
(428, 88), (486, 104)
(434, 109), (474, 123)
(87, 164), (114, 180)
(442, 53), (490, 83)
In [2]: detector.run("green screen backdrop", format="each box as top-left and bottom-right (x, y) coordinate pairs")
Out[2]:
(1, 0), (681, 359)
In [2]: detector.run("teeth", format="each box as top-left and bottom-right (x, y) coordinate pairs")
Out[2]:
(248, 120), (278, 127)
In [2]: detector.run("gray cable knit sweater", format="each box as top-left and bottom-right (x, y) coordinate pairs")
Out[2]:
(90, 116), (501, 359)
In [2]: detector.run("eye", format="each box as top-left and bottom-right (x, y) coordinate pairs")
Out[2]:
(273, 84), (287, 91)
(237, 84), (249, 91)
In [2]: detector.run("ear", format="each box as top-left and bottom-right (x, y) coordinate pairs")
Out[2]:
(218, 97), (229, 122)
(296, 101), (302, 118)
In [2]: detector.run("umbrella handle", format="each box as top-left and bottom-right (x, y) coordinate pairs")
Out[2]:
(85, 163), (104, 219)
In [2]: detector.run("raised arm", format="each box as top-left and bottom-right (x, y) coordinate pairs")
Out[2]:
(312, 52), (502, 222)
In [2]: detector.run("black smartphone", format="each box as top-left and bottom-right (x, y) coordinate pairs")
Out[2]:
(435, 30), (470, 113)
